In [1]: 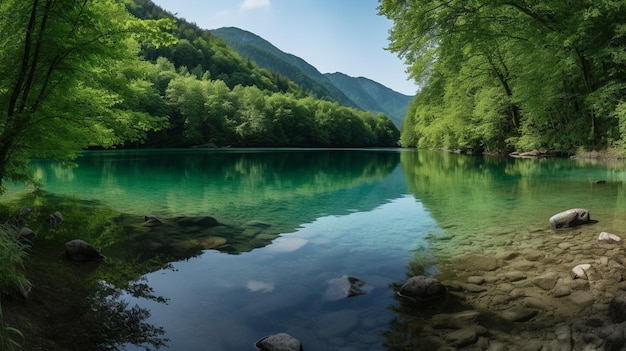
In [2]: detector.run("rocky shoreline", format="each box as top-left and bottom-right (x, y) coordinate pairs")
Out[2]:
(407, 211), (626, 350)
(254, 207), (626, 351)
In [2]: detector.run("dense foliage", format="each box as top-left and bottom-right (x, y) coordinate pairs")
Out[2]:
(127, 0), (299, 95)
(0, 0), (400, 190)
(127, 0), (400, 148)
(141, 59), (399, 148)
(0, 0), (175, 190)
(380, 0), (626, 154)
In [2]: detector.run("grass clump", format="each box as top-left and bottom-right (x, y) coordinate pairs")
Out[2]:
(0, 224), (31, 350)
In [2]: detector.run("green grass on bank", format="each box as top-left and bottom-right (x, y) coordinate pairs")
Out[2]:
(0, 224), (31, 350)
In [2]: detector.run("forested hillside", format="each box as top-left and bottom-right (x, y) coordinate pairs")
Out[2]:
(210, 27), (358, 109)
(211, 26), (412, 127)
(126, 0), (399, 148)
(325, 72), (413, 127)
(380, 0), (626, 155)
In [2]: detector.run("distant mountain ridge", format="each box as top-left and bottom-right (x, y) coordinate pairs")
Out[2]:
(324, 72), (414, 128)
(210, 27), (357, 108)
(210, 27), (412, 127)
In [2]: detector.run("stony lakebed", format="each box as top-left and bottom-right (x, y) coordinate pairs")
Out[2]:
(394, 208), (626, 351)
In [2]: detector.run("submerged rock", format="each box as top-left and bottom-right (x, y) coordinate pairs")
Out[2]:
(255, 333), (302, 351)
(597, 232), (623, 249)
(174, 216), (219, 227)
(324, 275), (372, 301)
(549, 208), (590, 230)
(65, 239), (104, 261)
(432, 310), (481, 329)
(19, 206), (32, 216)
(501, 306), (538, 322)
(170, 236), (227, 255)
(17, 227), (36, 244)
(143, 215), (162, 226)
(397, 275), (447, 301)
(454, 254), (499, 271)
(49, 211), (63, 225)
(570, 264), (592, 280)
(609, 295), (626, 323)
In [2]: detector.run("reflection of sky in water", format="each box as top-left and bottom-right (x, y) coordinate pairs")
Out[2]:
(124, 195), (440, 351)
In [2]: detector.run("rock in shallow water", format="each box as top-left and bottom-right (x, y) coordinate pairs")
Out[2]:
(597, 231), (623, 249)
(549, 208), (590, 230)
(432, 310), (481, 329)
(324, 275), (371, 301)
(454, 254), (499, 271)
(501, 307), (538, 322)
(49, 211), (63, 225)
(609, 295), (626, 323)
(17, 227), (36, 243)
(255, 333), (302, 351)
(65, 239), (104, 261)
(571, 264), (592, 280)
(397, 275), (446, 301)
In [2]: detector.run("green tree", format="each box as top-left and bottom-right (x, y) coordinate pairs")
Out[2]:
(380, 0), (626, 154)
(0, 0), (175, 190)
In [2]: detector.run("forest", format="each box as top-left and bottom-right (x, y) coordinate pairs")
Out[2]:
(380, 0), (626, 155)
(128, 0), (400, 150)
(0, 0), (400, 192)
(0, 1), (399, 348)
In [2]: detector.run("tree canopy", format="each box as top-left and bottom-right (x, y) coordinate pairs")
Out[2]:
(380, 0), (626, 154)
(0, 0), (401, 191)
(0, 0), (175, 190)
(151, 65), (399, 148)
(128, 0), (400, 149)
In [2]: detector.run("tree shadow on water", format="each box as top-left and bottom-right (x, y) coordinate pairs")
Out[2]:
(3, 256), (169, 351)
(0, 189), (300, 350)
(0, 191), (170, 350)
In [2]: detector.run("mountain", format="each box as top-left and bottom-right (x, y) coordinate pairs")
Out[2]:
(324, 73), (414, 128)
(210, 27), (357, 108)
(210, 27), (412, 127)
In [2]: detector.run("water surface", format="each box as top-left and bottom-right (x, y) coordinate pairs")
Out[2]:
(3, 149), (626, 350)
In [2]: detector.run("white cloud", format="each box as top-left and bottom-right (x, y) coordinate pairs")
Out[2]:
(240, 0), (270, 10)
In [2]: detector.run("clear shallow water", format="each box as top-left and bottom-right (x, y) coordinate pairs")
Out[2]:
(123, 196), (438, 351)
(4, 149), (626, 350)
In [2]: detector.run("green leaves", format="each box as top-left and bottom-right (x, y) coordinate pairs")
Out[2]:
(381, 0), (626, 154)
(161, 61), (398, 148)
(0, 0), (175, 190)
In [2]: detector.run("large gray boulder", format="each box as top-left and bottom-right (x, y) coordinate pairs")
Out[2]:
(397, 275), (446, 302)
(65, 239), (104, 261)
(549, 208), (590, 230)
(255, 333), (302, 351)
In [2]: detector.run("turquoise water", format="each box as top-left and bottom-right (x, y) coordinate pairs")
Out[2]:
(123, 195), (437, 350)
(4, 149), (626, 350)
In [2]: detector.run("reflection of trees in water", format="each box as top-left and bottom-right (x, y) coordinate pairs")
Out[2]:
(93, 280), (168, 350)
(0, 150), (407, 350)
(3, 258), (169, 350)
(391, 151), (626, 350)
(0, 193), (169, 351)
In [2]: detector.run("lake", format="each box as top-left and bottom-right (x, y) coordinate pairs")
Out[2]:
(3, 149), (626, 350)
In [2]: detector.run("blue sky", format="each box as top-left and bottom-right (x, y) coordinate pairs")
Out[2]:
(150, 0), (418, 95)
